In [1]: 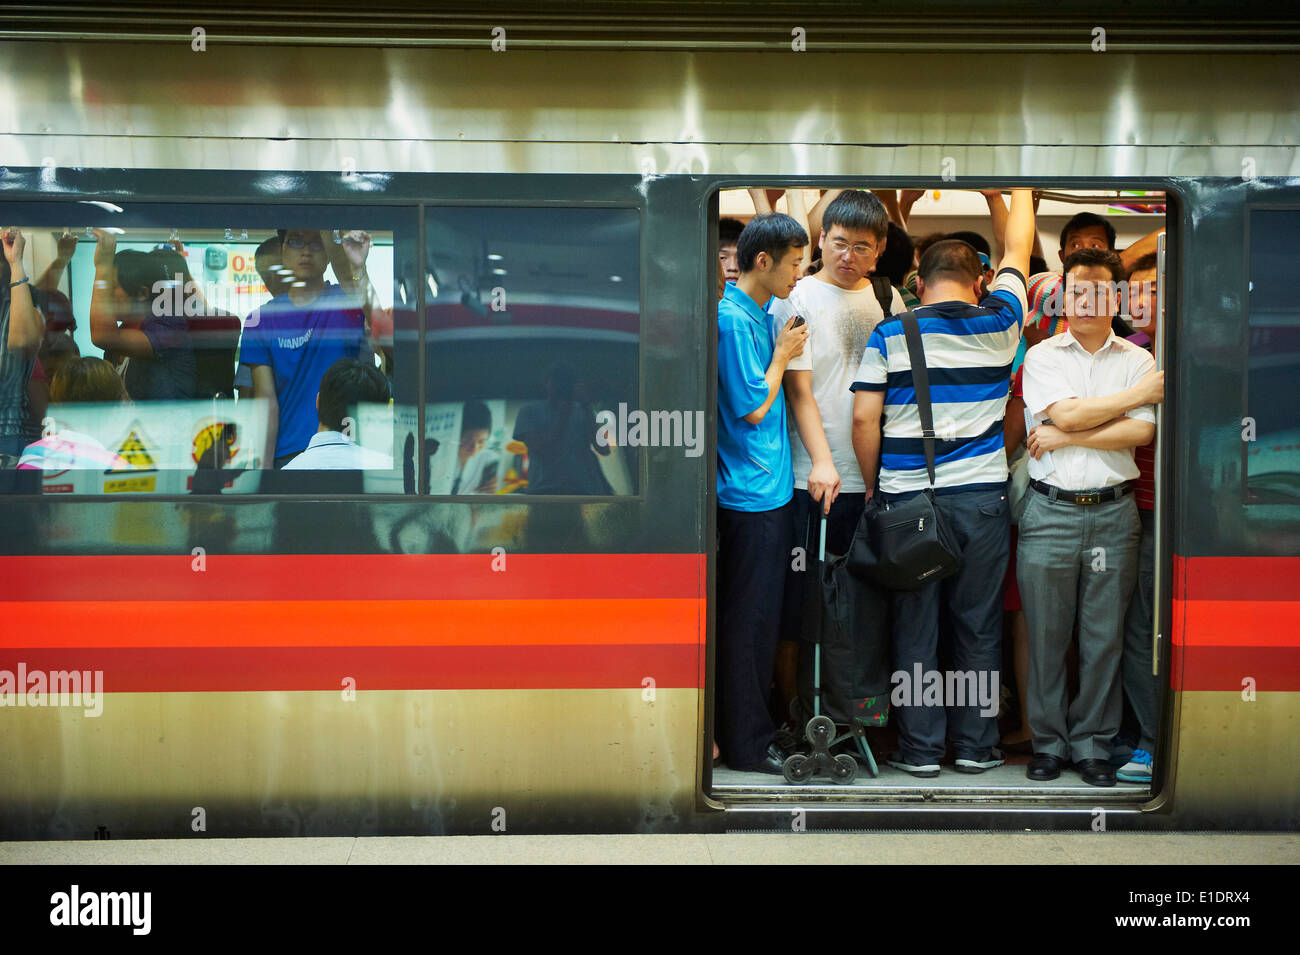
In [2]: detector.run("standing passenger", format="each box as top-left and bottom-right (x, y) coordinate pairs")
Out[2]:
(1113, 252), (1162, 783)
(850, 189), (1037, 777)
(1017, 248), (1165, 786)
(715, 213), (808, 773)
(771, 190), (902, 707)
(89, 231), (199, 402)
(238, 229), (373, 467)
(1, 227), (42, 468)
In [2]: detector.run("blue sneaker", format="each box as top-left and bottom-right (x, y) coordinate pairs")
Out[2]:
(1116, 748), (1153, 783)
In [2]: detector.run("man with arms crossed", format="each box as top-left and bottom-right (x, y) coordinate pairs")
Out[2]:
(1018, 248), (1164, 786)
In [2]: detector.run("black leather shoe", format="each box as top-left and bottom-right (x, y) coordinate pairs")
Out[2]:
(1027, 752), (1064, 780)
(735, 742), (791, 775)
(1075, 758), (1116, 787)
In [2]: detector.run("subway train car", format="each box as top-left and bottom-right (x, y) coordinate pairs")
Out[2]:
(1, 2), (1299, 837)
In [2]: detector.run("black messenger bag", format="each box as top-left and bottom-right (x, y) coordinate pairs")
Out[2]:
(848, 311), (963, 590)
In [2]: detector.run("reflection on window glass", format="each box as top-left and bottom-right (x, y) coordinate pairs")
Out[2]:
(425, 206), (640, 497)
(1, 211), (411, 494)
(1247, 210), (1300, 504)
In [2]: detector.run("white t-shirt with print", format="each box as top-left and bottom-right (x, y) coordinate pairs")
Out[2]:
(769, 276), (904, 493)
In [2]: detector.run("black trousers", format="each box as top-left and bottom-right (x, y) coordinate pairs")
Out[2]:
(716, 500), (794, 768)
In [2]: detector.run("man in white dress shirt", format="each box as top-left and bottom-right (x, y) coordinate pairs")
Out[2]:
(1017, 248), (1165, 787)
(283, 357), (393, 470)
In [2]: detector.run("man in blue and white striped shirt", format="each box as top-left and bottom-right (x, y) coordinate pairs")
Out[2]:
(850, 189), (1035, 778)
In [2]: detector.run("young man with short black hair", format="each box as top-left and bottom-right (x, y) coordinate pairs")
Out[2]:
(769, 191), (904, 694)
(715, 212), (809, 774)
(282, 356), (392, 470)
(1017, 248), (1165, 786)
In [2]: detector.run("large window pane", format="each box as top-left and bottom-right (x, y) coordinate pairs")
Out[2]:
(1247, 209), (1300, 504)
(424, 206), (640, 497)
(0, 203), (416, 494)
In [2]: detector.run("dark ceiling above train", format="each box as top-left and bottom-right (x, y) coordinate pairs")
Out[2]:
(2, 1), (1300, 51)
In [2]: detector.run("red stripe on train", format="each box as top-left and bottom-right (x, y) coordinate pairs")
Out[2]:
(1173, 555), (1300, 602)
(0, 645), (699, 692)
(0, 554), (704, 603)
(1172, 645), (1300, 692)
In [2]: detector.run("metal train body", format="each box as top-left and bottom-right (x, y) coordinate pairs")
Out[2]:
(1, 20), (1299, 836)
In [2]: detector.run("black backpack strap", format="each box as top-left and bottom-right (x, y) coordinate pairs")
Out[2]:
(900, 311), (937, 488)
(871, 275), (894, 317)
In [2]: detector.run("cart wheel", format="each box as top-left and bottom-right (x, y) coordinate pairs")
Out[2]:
(832, 753), (858, 784)
(783, 753), (813, 784)
(806, 715), (836, 748)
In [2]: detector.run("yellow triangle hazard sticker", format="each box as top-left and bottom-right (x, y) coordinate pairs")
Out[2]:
(108, 427), (157, 472)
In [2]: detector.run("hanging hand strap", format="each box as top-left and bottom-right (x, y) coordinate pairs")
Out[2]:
(900, 311), (937, 488)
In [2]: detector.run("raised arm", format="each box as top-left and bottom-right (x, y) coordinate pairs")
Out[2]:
(747, 189), (774, 215)
(88, 229), (155, 360)
(806, 189), (844, 251)
(2, 227), (42, 355)
(872, 190), (905, 227)
(321, 230), (373, 304)
(898, 190), (924, 230)
(982, 190), (1010, 262)
(35, 232), (78, 292)
(1119, 227), (1166, 272)
(999, 189), (1035, 279)
(784, 189), (812, 274)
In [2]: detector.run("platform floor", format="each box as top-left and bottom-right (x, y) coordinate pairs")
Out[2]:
(2, 832), (1296, 865)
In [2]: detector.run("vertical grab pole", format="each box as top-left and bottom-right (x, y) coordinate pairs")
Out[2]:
(1152, 232), (1167, 676)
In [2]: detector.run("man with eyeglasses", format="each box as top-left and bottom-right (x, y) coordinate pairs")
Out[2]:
(767, 190), (903, 720)
(239, 229), (375, 468)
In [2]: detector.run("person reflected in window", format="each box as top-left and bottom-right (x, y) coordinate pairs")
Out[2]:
(513, 362), (612, 495)
(451, 399), (498, 494)
(89, 230), (198, 403)
(282, 357), (392, 470)
(17, 357), (132, 470)
(1, 227), (43, 468)
(239, 229), (374, 468)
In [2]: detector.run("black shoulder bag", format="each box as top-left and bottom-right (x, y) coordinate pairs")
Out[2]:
(847, 311), (963, 590)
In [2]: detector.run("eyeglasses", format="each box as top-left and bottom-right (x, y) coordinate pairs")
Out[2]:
(285, 237), (325, 251)
(826, 237), (877, 258)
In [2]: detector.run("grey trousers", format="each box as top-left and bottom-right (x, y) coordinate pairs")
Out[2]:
(1016, 489), (1140, 763)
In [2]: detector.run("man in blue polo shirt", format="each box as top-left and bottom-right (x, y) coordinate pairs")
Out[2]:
(850, 188), (1035, 778)
(716, 212), (809, 774)
(241, 229), (374, 468)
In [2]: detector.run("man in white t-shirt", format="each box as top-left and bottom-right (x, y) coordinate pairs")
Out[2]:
(768, 190), (903, 712)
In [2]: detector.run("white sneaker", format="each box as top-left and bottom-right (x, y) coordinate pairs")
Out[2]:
(1116, 749), (1153, 783)
(955, 749), (1006, 774)
(886, 752), (940, 778)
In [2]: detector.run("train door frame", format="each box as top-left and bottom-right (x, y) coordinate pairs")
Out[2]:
(700, 180), (1184, 821)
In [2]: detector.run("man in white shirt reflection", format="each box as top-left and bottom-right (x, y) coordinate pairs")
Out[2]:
(1017, 249), (1165, 788)
(283, 357), (392, 470)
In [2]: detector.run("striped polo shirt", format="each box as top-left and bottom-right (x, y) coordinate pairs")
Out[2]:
(851, 268), (1027, 494)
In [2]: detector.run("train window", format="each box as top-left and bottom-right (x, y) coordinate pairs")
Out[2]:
(0, 203), (417, 495)
(1246, 209), (1300, 504)
(424, 206), (640, 497)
